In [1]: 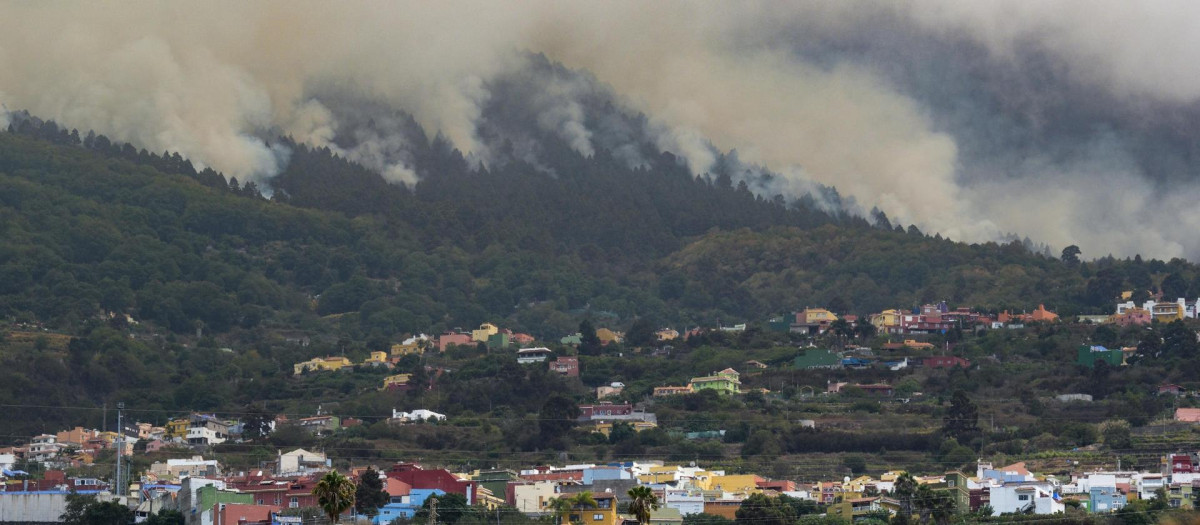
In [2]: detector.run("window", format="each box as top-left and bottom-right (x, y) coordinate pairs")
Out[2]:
(1018, 495), (1030, 501)
(290, 497), (299, 508)
(593, 515), (604, 521)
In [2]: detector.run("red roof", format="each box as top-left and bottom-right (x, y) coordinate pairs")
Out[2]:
(1177, 408), (1200, 422)
(385, 478), (411, 497)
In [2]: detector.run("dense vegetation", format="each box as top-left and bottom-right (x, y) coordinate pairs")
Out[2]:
(6, 113), (1200, 480)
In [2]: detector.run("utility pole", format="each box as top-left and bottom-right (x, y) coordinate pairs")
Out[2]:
(115, 402), (124, 498)
(427, 497), (438, 525)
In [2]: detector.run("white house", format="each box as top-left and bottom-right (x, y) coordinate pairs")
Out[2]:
(185, 416), (230, 446)
(1135, 473), (1165, 499)
(277, 448), (328, 476)
(516, 347), (553, 364)
(663, 490), (705, 516)
(989, 482), (1063, 516)
(148, 456), (220, 480)
(511, 481), (558, 513)
(29, 435), (62, 461)
(0, 453), (15, 471)
(391, 409), (446, 422)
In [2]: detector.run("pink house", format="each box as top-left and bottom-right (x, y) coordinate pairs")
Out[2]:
(923, 356), (971, 369)
(1176, 408), (1200, 423)
(1113, 308), (1151, 327)
(438, 332), (474, 352)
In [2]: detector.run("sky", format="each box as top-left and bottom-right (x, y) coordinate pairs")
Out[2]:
(3, 1), (1200, 260)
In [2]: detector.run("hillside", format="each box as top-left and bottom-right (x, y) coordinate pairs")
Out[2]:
(3, 113), (1200, 451)
(6, 111), (1200, 494)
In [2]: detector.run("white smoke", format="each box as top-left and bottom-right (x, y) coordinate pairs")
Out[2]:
(4, 1), (1200, 259)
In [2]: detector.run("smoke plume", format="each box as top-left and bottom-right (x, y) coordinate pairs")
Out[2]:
(3, 2), (1200, 259)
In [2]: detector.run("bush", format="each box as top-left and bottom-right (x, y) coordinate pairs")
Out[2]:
(843, 455), (868, 474)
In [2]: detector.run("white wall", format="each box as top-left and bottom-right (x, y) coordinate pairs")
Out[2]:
(0, 492), (74, 523)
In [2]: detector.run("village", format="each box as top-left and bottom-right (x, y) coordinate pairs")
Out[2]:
(3, 423), (1198, 525)
(4, 298), (1200, 524)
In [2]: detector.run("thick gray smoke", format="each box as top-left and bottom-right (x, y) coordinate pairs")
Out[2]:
(3, 2), (1200, 259)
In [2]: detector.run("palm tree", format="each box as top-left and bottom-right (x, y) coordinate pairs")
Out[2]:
(893, 472), (918, 520)
(547, 497), (572, 525)
(627, 486), (659, 525)
(313, 470), (356, 524)
(566, 492), (598, 525)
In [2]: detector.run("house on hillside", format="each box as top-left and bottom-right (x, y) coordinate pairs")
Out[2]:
(487, 331), (511, 350)
(989, 482), (1064, 516)
(292, 356), (352, 375)
(382, 373), (412, 391)
(689, 368), (741, 395)
(387, 463), (478, 504)
(923, 356), (970, 369)
(1112, 308), (1151, 326)
(186, 415), (231, 446)
(597, 382), (624, 399)
(596, 328), (624, 345)
(391, 334), (430, 356)
(295, 416), (339, 436)
(549, 356), (580, 377)
(277, 448), (328, 475)
(437, 332), (473, 352)
(870, 309), (904, 333)
(855, 384), (894, 397)
(392, 409), (446, 423)
(1175, 408), (1200, 423)
(793, 349), (841, 369)
(363, 351), (391, 367)
(882, 339), (935, 350)
(654, 385), (693, 396)
(656, 328), (679, 341)
(1029, 304), (1059, 323)
(1077, 345), (1125, 368)
(517, 347), (553, 364)
(472, 323), (499, 343)
(561, 333), (583, 346)
(792, 308), (839, 335)
(511, 333), (535, 345)
(1159, 384), (1185, 396)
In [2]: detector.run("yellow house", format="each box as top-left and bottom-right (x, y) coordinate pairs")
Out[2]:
(293, 356), (353, 375)
(596, 328), (624, 345)
(592, 420), (658, 436)
(638, 466), (684, 485)
(391, 335), (431, 356)
(871, 309), (903, 330)
(655, 329), (679, 342)
(843, 476), (878, 494)
(166, 418), (189, 439)
(704, 474), (764, 495)
(559, 492), (619, 525)
(801, 308), (838, 323)
(365, 351), (389, 364)
(472, 323), (499, 343)
(382, 373), (412, 390)
(391, 341), (422, 356)
(828, 497), (894, 522)
(1152, 302), (1185, 322)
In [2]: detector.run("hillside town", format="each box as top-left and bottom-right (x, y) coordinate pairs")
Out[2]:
(3, 420), (1198, 525)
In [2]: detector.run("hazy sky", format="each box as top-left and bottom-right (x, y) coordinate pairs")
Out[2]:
(4, 1), (1200, 260)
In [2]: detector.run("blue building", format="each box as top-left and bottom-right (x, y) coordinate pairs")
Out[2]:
(1089, 487), (1126, 513)
(372, 488), (445, 525)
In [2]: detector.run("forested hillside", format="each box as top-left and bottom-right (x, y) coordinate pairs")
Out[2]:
(3, 115), (1199, 340)
(5, 112), (1200, 456)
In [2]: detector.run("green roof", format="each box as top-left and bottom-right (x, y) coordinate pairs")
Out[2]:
(793, 349), (841, 368)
